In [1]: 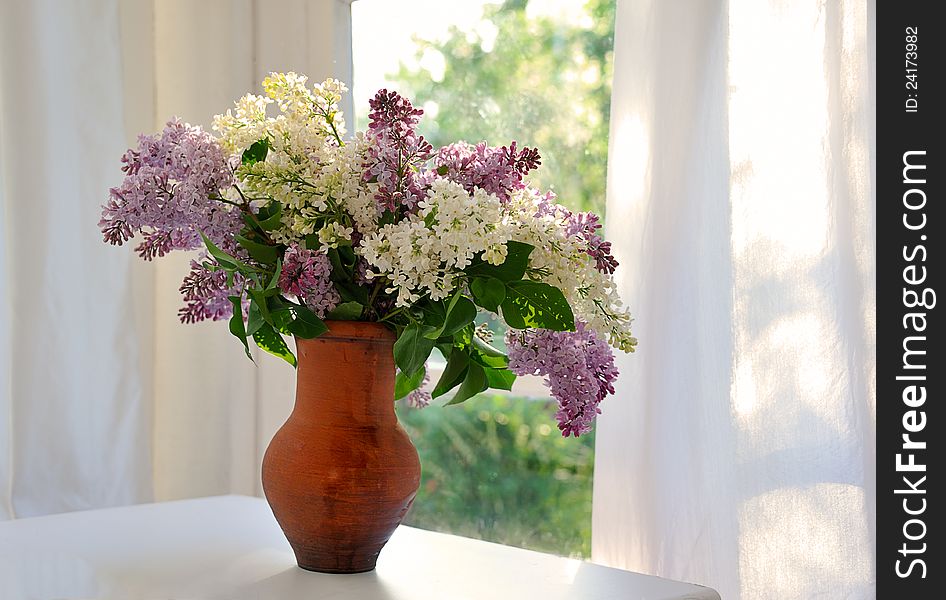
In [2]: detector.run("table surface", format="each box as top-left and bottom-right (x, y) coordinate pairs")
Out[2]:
(0, 495), (719, 600)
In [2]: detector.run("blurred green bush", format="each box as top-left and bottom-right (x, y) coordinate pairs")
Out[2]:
(396, 394), (595, 558)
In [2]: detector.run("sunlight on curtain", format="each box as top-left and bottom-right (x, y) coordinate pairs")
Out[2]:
(728, 0), (874, 596)
(593, 1), (875, 598)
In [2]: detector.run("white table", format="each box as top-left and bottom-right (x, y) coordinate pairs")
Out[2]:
(0, 495), (719, 600)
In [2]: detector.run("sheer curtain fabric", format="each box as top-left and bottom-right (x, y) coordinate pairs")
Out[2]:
(593, 1), (876, 599)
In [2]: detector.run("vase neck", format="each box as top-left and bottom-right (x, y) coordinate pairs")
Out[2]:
(293, 322), (397, 425)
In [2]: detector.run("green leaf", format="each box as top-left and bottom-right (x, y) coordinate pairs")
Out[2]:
(465, 241), (534, 282)
(247, 289), (273, 324)
(393, 323), (436, 377)
(419, 300), (447, 328)
(256, 201), (279, 221)
(335, 281), (370, 305)
(395, 366), (426, 400)
(266, 259), (282, 291)
(326, 301), (364, 320)
(424, 293), (477, 339)
(241, 138), (270, 166)
(252, 323), (296, 367)
(257, 203), (283, 231)
(200, 232), (254, 273)
(327, 246), (370, 304)
(337, 245), (357, 269)
(327, 246), (356, 290)
(445, 362), (488, 405)
(271, 309), (294, 334)
(246, 300), (265, 336)
(500, 280), (575, 331)
(228, 296), (253, 362)
(286, 305), (329, 339)
(263, 296), (294, 333)
(432, 348), (470, 399)
(470, 350), (508, 370)
(236, 234), (278, 264)
(484, 367), (516, 391)
(470, 276), (506, 312)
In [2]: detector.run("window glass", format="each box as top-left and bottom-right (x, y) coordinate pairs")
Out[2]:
(352, 0), (615, 559)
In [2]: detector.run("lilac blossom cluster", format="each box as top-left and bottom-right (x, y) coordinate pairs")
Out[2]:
(536, 194), (619, 275)
(506, 323), (619, 437)
(563, 211), (619, 274)
(100, 74), (635, 437)
(99, 119), (239, 259)
(100, 119), (248, 323)
(363, 90), (434, 212)
(435, 141), (541, 203)
(278, 244), (340, 318)
(178, 260), (244, 324)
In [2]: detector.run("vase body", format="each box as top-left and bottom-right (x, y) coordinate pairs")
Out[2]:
(261, 321), (421, 573)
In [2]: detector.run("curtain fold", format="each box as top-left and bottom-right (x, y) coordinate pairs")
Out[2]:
(0, 0), (152, 518)
(593, 1), (876, 598)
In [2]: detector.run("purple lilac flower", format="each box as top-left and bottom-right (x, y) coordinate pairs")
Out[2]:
(535, 194), (618, 275)
(506, 323), (619, 437)
(563, 211), (619, 274)
(178, 259), (244, 323)
(278, 244), (340, 318)
(435, 141), (541, 202)
(363, 90), (434, 212)
(99, 118), (240, 258)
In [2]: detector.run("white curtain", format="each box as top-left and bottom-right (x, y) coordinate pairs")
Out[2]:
(0, 0), (354, 520)
(0, 0), (153, 520)
(593, 1), (876, 599)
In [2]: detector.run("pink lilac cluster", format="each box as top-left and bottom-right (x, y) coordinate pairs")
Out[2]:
(363, 90), (434, 213)
(435, 141), (541, 203)
(99, 119), (240, 259)
(278, 245), (340, 318)
(537, 194), (618, 275)
(178, 260), (244, 323)
(506, 323), (618, 437)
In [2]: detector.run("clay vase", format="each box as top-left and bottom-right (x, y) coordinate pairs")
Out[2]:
(261, 321), (421, 573)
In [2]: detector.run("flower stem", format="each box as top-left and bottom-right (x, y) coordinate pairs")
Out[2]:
(229, 186), (274, 244)
(378, 306), (407, 323)
(365, 281), (383, 319)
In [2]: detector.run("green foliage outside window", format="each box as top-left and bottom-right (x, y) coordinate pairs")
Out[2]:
(380, 0), (615, 215)
(397, 394), (596, 558)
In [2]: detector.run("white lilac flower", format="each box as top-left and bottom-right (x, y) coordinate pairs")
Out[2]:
(317, 221), (354, 249)
(505, 187), (637, 352)
(359, 179), (511, 306)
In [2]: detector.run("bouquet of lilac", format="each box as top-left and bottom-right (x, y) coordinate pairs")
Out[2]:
(100, 73), (636, 437)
